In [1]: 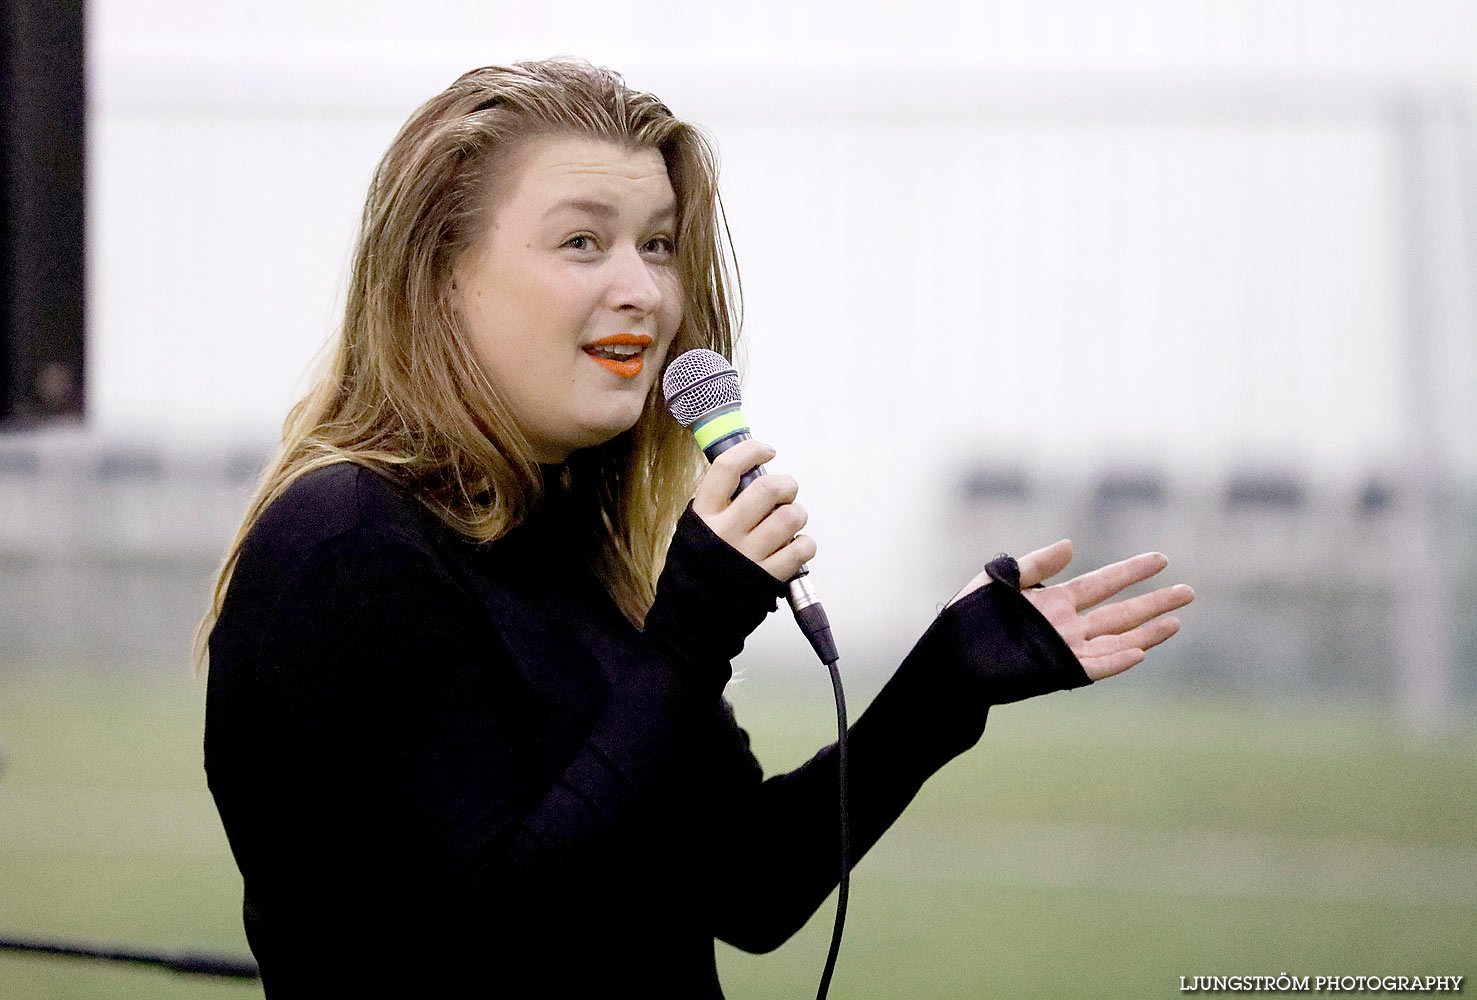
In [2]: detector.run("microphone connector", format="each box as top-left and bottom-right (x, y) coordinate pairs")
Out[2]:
(788, 577), (839, 665)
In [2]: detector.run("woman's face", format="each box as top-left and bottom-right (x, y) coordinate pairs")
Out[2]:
(454, 134), (684, 463)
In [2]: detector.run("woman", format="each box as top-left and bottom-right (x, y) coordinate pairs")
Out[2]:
(201, 59), (1191, 996)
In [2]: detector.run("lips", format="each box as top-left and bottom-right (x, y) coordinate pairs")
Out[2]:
(582, 334), (652, 378)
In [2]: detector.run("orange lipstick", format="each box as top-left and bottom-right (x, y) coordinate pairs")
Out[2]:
(583, 334), (651, 378)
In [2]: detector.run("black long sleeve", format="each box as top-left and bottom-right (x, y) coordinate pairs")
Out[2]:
(204, 462), (1086, 997)
(700, 543), (1087, 952)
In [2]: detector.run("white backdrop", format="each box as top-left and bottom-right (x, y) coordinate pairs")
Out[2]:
(84, 0), (1477, 661)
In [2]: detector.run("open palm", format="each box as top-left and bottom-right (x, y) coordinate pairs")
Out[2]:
(950, 540), (1194, 681)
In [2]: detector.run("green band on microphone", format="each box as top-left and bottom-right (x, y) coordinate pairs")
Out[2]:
(692, 409), (748, 450)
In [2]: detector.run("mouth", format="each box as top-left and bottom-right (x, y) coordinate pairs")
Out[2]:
(582, 334), (652, 378)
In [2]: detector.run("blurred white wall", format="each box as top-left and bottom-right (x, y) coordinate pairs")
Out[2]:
(82, 0), (1477, 663)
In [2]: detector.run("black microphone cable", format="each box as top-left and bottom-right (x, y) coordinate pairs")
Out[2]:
(0, 934), (260, 978)
(789, 568), (847, 1000)
(662, 349), (850, 1000)
(815, 649), (847, 1000)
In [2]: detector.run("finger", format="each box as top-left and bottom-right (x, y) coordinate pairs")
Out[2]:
(1079, 647), (1145, 682)
(1082, 584), (1195, 639)
(719, 473), (800, 537)
(1077, 615), (1181, 660)
(948, 537), (1073, 609)
(1062, 551), (1169, 612)
(692, 440), (775, 516)
(1132, 614), (1182, 652)
(745, 501), (808, 561)
(760, 533), (816, 582)
(1018, 539), (1073, 588)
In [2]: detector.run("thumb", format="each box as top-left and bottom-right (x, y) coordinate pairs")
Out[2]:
(1018, 539), (1072, 588)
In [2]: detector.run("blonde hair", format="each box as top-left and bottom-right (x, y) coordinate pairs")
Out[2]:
(194, 58), (740, 668)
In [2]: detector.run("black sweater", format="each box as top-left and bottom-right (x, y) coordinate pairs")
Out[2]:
(204, 462), (1087, 997)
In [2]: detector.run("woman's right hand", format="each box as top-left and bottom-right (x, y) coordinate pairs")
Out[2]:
(692, 439), (816, 583)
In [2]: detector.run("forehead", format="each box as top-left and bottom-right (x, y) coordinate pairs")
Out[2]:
(498, 134), (673, 213)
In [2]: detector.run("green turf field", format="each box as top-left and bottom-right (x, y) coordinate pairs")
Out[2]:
(0, 668), (1472, 998)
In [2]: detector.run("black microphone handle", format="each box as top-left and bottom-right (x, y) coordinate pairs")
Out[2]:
(703, 427), (766, 494)
(702, 428), (806, 578)
(699, 426), (836, 663)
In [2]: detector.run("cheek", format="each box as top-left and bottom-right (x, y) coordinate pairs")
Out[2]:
(465, 272), (572, 368)
(466, 305), (522, 372)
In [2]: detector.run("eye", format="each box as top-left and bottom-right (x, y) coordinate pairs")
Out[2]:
(562, 233), (599, 252)
(642, 236), (676, 259)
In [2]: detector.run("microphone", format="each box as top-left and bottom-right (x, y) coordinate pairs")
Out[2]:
(662, 349), (838, 665)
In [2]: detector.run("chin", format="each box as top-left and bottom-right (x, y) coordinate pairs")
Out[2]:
(567, 413), (646, 453)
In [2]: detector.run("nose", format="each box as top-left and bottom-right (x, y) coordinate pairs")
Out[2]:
(606, 245), (663, 316)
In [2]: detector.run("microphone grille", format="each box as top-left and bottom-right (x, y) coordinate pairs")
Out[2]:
(662, 349), (742, 427)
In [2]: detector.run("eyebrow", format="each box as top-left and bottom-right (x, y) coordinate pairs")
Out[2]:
(543, 198), (677, 225)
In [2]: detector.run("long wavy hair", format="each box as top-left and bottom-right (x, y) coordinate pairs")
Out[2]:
(194, 59), (740, 668)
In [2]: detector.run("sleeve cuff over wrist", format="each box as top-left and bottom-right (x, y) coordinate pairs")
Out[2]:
(920, 580), (1090, 705)
(641, 501), (784, 668)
